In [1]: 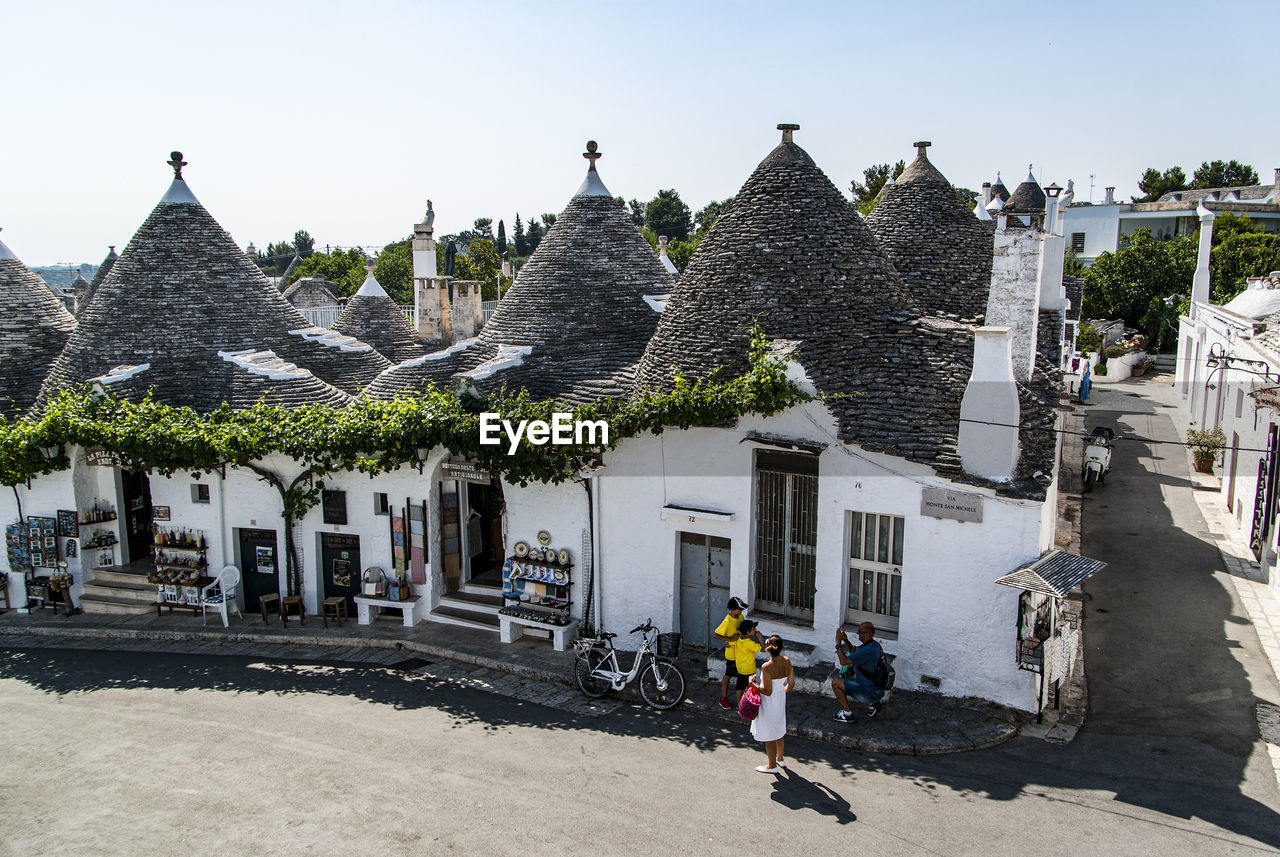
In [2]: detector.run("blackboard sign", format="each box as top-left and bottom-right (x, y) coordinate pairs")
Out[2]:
(322, 490), (348, 525)
(57, 510), (78, 538)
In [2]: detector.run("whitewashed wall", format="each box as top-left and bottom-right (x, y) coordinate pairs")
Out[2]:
(588, 389), (1050, 711)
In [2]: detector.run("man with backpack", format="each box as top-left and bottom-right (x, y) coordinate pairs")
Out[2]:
(831, 622), (888, 723)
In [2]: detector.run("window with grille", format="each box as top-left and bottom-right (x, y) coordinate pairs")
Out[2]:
(754, 451), (818, 621)
(1071, 232), (1086, 254)
(846, 511), (904, 630)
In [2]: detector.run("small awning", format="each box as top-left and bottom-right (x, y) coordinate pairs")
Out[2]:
(739, 433), (826, 455)
(994, 549), (1107, 598)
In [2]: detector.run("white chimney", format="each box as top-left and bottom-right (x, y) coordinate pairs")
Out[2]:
(1191, 202), (1216, 312)
(1273, 168), (1279, 202)
(982, 182), (992, 206)
(1104, 186), (1115, 204)
(958, 327), (1020, 482)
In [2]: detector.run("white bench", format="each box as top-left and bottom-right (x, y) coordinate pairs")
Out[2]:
(499, 614), (579, 652)
(353, 595), (424, 627)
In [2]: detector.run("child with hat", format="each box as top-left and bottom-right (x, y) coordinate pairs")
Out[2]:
(714, 597), (750, 709)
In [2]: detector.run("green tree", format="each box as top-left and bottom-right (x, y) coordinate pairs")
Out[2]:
(525, 218), (545, 254)
(627, 199), (645, 227)
(454, 238), (512, 300)
(1191, 160), (1258, 189)
(1133, 166), (1187, 203)
(1082, 228), (1196, 348)
(496, 220), (507, 258)
(953, 186), (978, 211)
(1208, 214), (1280, 302)
(292, 230), (315, 256)
(512, 214), (528, 256)
(644, 189), (692, 241)
(373, 238), (413, 305)
(640, 227), (700, 273)
(850, 161), (905, 214)
(287, 247), (368, 297)
(694, 198), (733, 235)
(541, 213), (557, 230)
(473, 218), (493, 239)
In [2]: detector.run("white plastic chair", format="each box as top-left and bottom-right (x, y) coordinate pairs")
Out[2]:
(202, 565), (244, 627)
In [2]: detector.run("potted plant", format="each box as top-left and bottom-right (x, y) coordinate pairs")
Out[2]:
(1187, 427), (1226, 473)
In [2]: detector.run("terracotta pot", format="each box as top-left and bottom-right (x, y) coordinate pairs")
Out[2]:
(1193, 455), (1215, 474)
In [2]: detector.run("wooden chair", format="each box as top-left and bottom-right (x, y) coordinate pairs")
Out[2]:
(321, 596), (347, 628)
(280, 595), (305, 627)
(259, 592), (281, 624)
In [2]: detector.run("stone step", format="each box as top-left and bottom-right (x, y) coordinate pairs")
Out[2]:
(459, 582), (504, 599)
(90, 566), (154, 587)
(82, 579), (156, 605)
(428, 605), (501, 632)
(439, 591), (503, 615)
(79, 593), (158, 615)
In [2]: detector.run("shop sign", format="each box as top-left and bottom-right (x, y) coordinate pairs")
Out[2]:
(442, 462), (491, 485)
(1252, 382), (1280, 413)
(84, 446), (115, 467)
(1249, 425), (1279, 558)
(921, 487), (984, 523)
(152, 506), (171, 521)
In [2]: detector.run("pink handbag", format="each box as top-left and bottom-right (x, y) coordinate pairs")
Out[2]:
(738, 685), (761, 720)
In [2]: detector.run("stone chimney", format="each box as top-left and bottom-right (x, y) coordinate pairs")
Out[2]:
(1104, 186), (1115, 204)
(418, 276), (454, 344)
(1273, 168), (1279, 202)
(958, 327), (1020, 482)
(450, 280), (484, 340)
(1191, 202), (1217, 311)
(982, 182), (992, 206)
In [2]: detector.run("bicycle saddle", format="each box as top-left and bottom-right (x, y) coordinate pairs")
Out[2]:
(599, 632), (617, 641)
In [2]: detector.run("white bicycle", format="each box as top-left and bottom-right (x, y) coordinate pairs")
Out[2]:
(573, 619), (687, 710)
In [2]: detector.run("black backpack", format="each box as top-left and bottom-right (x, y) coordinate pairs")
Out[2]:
(858, 653), (895, 691)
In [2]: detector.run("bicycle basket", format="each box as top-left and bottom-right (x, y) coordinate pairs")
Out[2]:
(657, 632), (682, 657)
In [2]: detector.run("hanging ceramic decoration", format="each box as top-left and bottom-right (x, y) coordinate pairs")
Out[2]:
(537, 530), (552, 546)
(557, 548), (570, 565)
(514, 541), (529, 557)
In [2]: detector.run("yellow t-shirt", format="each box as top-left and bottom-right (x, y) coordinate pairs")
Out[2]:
(734, 636), (761, 676)
(714, 613), (742, 661)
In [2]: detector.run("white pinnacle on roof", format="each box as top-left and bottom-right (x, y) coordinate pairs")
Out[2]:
(159, 152), (200, 205)
(974, 199), (992, 220)
(0, 230), (17, 261)
(985, 196), (1005, 213)
(355, 268), (390, 298)
(575, 140), (612, 197)
(1024, 166), (1038, 185)
(658, 236), (679, 274)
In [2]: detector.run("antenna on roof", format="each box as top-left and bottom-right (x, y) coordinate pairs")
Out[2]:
(583, 140), (602, 171)
(167, 151), (187, 179)
(777, 123), (800, 143)
(914, 141), (931, 157)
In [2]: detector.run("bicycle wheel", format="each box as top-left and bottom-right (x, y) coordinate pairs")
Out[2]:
(638, 658), (686, 710)
(574, 649), (611, 698)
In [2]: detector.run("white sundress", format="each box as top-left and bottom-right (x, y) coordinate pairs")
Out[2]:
(750, 665), (789, 743)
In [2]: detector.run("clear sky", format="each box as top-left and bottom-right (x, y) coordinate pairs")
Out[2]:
(3, 0), (1276, 265)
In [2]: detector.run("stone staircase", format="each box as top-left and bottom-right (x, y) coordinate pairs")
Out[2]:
(79, 565), (158, 615)
(427, 583), (502, 632)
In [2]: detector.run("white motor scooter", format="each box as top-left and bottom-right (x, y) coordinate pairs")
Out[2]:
(1082, 426), (1114, 492)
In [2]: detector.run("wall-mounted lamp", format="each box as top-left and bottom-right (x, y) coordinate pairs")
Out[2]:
(37, 443), (62, 461)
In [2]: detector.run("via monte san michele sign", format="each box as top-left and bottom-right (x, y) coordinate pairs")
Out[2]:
(921, 487), (984, 523)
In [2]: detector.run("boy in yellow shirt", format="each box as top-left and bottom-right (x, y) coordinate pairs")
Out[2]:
(714, 596), (749, 709)
(734, 619), (764, 683)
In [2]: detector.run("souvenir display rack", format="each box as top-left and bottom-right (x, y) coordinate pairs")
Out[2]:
(499, 552), (573, 627)
(149, 527), (210, 613)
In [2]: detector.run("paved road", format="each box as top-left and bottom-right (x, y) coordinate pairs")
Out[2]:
(2, 382), (1279, 856)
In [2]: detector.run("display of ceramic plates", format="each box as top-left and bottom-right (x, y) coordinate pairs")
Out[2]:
(514, 541), (529, 557)
(526, 547), (540, 562)
(537, 530), (552, 546)
(553, 569), (567, 583)
(557, 548), (570, 565)
(543, 550), (558, 565)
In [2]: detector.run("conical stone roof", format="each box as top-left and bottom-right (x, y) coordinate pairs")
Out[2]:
(635, 131), (981, 470)
(1006, 169), (1046, 213)
(990, 173), (1011, 203)
(0, 231), (78, 416)
(364, 142), (674, 404)
(79, 245), (118, 314)
(334, 269), (425, 364)
(37, 155), (389, 412)
(866, 143), (993, 323)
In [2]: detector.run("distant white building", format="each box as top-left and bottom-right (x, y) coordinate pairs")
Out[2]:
(1064, 173), (1280, 264)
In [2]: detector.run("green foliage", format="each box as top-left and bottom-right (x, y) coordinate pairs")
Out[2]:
(953, 186), (978, 211)
(496, 220), (507, 258)
(694, 198), (733, 235)
(473, 218), (493, 239)
(1187, 426), (1226, 458)
(644, 190), (692, 242)
(627, 199), (645, 227)
(1191, 160), (1258, 189)
(288, 247), (368, 297)
(1133, 166), (1186, 203)
(1104, 345), (1125, 359)
(513, 214), (528, 256)
(0, 328), (810, 490)
(1082, 229), (1196, 346)
(640, 228), (700, 274)
(453, 238), (511, 300)
(1076, 322), (1101, 354)
(293, 230), (315, 256)
(851, 161), (905, 214)
(525, 217), (545, 253)
(374, 238), (413, 305)
(1064, 247), (1088, 278)
(1212, 232), (1280, 303)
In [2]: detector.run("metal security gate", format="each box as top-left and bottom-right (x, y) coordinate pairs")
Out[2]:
(678, 533), (731, 650)
(755, 453), (818, 620)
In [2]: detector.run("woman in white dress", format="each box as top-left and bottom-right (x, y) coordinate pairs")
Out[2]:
(749, 635), (794, 773)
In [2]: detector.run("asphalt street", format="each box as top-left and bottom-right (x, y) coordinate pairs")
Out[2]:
(1, 381), (1279, 856)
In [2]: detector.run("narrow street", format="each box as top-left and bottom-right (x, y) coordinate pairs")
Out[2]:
(2, 381), (1280, 856)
